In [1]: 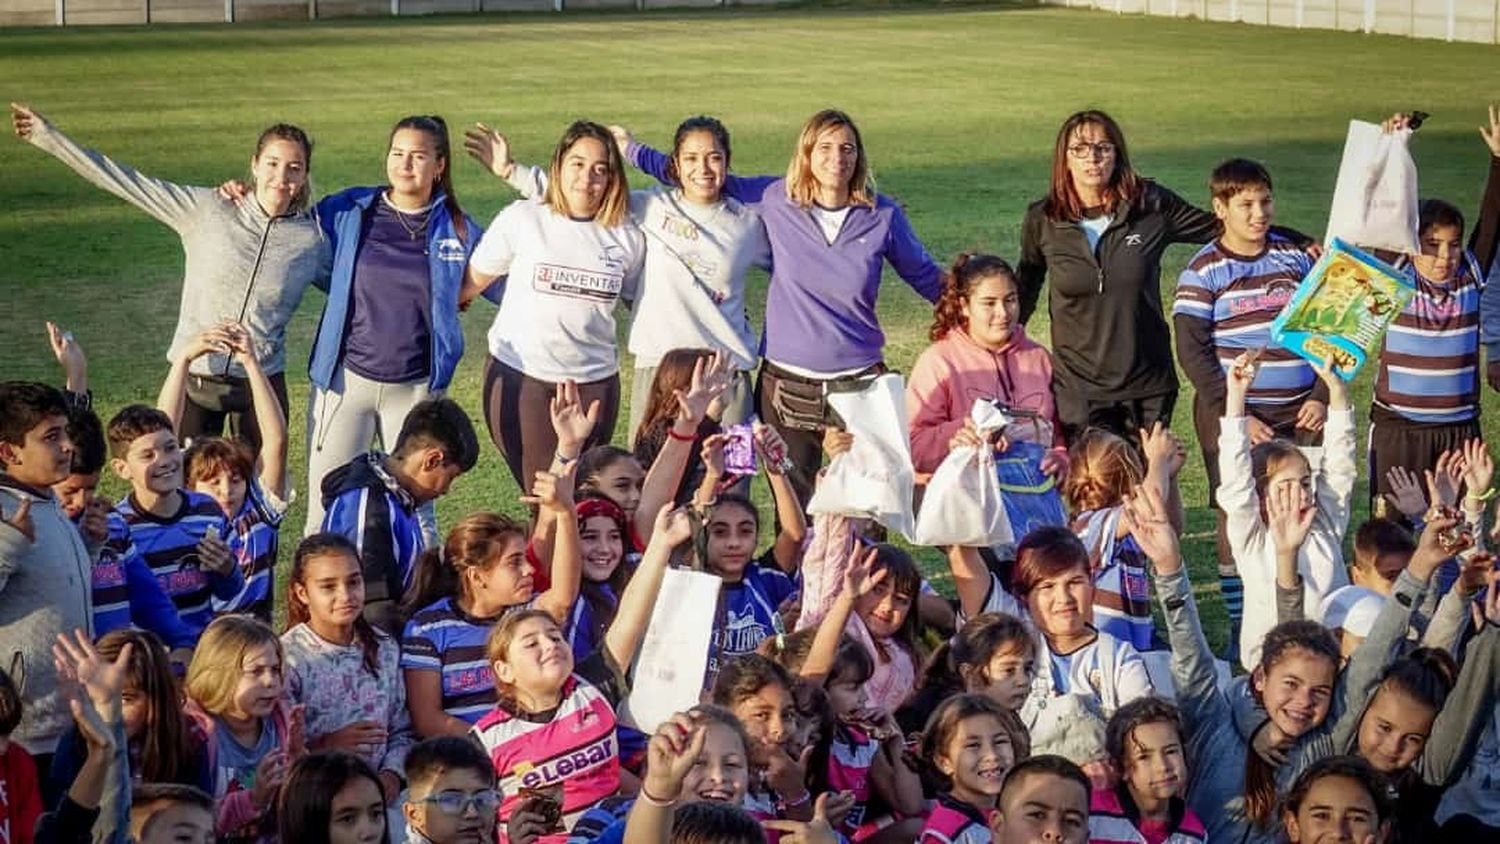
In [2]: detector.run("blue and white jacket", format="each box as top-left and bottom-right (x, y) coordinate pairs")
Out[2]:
(309, 187), (489, 392)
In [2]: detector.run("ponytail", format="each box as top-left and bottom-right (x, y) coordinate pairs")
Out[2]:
(928, 252), (1017, 342)
(402, 513), (527, 622)
(400, 546), (460, 621)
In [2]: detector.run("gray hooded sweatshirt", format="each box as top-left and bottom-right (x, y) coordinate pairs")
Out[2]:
(27, 119), (330, 378)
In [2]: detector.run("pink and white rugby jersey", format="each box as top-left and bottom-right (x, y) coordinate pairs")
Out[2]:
(918, 793), (993, 844)
(828, 724), (879, 837)
(471, 652), (628, 844)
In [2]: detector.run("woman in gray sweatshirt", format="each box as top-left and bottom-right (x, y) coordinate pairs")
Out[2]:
(10, 103), (329, 451)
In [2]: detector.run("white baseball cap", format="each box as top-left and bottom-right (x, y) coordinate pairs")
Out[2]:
(1317, 585), (1386, 638)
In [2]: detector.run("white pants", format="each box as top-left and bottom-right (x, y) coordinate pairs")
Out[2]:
(303, 366), (435, 538)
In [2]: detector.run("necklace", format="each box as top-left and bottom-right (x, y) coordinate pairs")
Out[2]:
(383, 193), (433, 242)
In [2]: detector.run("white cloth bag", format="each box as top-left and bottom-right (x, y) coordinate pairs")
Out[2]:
(913, 400), (1013, 547)
(807, 373), (917, 540)
(1326, 120), (1420, 254)
(617, 568), (721, 733)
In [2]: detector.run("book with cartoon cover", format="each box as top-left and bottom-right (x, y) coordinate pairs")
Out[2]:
(1270, 237), (1414, 380)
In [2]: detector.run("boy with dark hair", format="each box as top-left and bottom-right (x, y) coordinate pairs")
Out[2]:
(989, 754), (1091, 844)
(0, 381), (92, 768)
(130, 783), (215, 844)
(403, 736), (498, 844)
(1171, 158), (1326, 660)
(107, 403), (245, 635)
(1350, 517), (1416, 595)
(321, 396), (478, 635)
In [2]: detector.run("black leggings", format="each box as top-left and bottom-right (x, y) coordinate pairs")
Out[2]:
(482, 356), (620, 494)
(179, 371), (289, 453)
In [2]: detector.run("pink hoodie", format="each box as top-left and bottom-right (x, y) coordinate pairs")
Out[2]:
(183, 697), (297, 842)
(906, 326), (1065, 475)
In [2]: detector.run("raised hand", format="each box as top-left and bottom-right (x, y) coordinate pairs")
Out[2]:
(1481, 103), (1500, 158)
(700, 433), (727, 479)
(1380, 112), (1414, 134)
(1294, 398), (1328, 433)
(1225, 351), (1260, 409)
(753, 422), (794, 476)
(287, 703), (307, 759)
(673, 350), (733, 427)
(1429, 449), (1466, 509)
(216, 179), (251, 202)
(1266, 481), (1316, 555)
(221, 322), (255, 361)
(1412, 510), (1471, 581)
(1458, 549), (1496, 595)
(1121, 483), (1182, 575)
(464, 122), (514, 180)
(250, 750), (290, 811)
(763, 741), (812, 809)
(53, 628), (131, 713)
(9, 102), (45, 140)
(843, 546), (884, 600)
(651, 505), (695, 549)
(80, 497), (110, 546)
(1313, 359), (1350, 409)
(1483, 570), (1500, 627)
(522, 466), (576, 514)
(1461, 439), (1495, 502)
(606, 124), (634, 158)
(549, 380), (600, 460)
(642, 712), (707, 803)
(1245, 416), (1275, 446)
(180, 323), (235, 363)
(46, 321), (87, 388)
(1384, 466), (1428, 519)
(2, 498), (35, 543)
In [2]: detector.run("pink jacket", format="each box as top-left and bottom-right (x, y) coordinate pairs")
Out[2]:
(906, 326), (1065, 475)
(183, 698), (296, 842)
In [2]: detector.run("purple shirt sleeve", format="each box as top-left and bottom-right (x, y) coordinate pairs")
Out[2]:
(625, 140), (779, 206)
(882, 200), (944, 302)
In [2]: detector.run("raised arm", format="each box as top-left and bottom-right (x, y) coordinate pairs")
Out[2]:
(526, 381), (600, 583)
(12, 102), (205, 231)
(604, 506), (693, 670)
(1312, 361), (1356, 537)
(227, 324), (288, 500)
(946, 544), (1023, 621)
(800, 546), (877, 684)
(157, 324), (235, 433)
(527, 465), (583, 625)
(1416, 581), (1500, 785)
(617, 130), (777, 205)
(624, 713), (710, 844)
(758, 424), (807, 573)
(636, 351), (732, 544)
(47, 322), (88, 396)
(464, 122), (548, 199)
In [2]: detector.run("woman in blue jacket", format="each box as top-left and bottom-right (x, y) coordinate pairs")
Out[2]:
(303, 115), (485, 535)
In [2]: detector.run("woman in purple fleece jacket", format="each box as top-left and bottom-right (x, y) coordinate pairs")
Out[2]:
(619, 108), (945, 507)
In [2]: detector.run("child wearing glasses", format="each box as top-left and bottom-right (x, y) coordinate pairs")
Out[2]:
(402, 737), (499, 844)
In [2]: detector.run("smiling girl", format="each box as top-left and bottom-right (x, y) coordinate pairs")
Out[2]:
(184, 615), (305, 843)
(461, 120), (646, 494)
(10, 103), (327, 450)
(919, 693), (1029, 844)
(1089, 696), (1205, 844)
(282, 534), (413, 805)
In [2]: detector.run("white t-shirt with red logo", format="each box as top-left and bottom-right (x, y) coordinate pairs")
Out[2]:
(472, 197), (645, 383)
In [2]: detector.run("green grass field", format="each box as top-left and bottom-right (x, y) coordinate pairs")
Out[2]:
(4, 4), (1500, 645)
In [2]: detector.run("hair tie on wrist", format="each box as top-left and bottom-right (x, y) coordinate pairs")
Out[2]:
(667, 427), (695, 442)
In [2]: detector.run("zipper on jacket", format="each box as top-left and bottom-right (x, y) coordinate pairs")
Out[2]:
(220, 215), (277, 376)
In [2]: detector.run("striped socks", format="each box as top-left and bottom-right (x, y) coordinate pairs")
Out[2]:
(1220, 573), (1244, 657)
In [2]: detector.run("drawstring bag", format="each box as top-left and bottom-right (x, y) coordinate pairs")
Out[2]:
(808, 373), (917, 540)
(1326, 120), (1420, 254)
(995, 440), (1068, 541)
(914, 400), (1012, 547)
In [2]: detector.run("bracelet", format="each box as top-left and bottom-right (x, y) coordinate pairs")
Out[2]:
(667, 426), (696, 442)
(554, 451), (577, 466)
(1468, 487), (1498, 503)
(637, 785), (680, 808)
(780, 791), (811, 810)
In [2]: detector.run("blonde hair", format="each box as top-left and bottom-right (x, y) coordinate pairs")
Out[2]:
(542, 120), (630, 229)
(185, 615), (281, 716)
(784, 109), (875, 209)
(1063, 429), (1144, 513)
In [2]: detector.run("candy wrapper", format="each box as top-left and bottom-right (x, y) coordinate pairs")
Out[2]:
(1270, 237), (1414, 380)
(723, 422), (757, 475)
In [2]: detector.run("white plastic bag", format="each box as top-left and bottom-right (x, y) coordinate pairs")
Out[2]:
(618, 568), (720, 733)
(807, 373), (917, 540)
(1326, 120), (1419, 254)
(913, 400), (1013, 547)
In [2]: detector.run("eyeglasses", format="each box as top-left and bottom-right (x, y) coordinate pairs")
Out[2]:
(1067, 142), (1116, 160)
(415, 789), (502, 816)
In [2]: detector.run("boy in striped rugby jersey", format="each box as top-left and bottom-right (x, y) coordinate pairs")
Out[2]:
(1172, 158), (1326, 659)
(107, 403), (246, 634)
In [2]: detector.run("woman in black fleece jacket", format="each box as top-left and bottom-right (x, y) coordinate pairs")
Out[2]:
(1017, 109), (1310, 447)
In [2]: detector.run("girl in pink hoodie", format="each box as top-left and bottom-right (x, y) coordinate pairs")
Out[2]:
(906, 253), (1067, 479)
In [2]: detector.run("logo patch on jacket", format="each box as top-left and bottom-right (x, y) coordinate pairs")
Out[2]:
(435, 238), (466, 262)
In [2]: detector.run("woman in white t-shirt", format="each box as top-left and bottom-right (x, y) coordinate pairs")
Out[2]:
(466, 115), (772, 439)
(460, 121), (646, 491)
